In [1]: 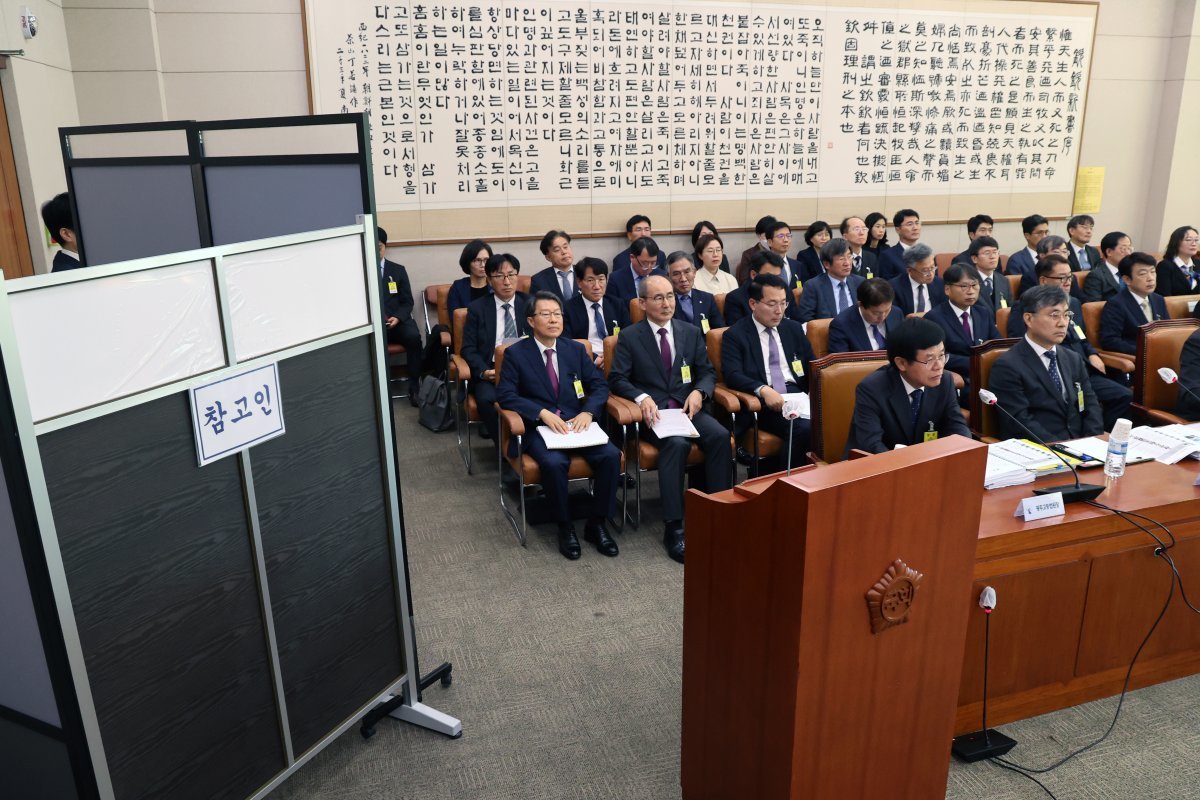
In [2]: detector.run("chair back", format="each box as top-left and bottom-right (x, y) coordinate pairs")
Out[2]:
(806, 317), (832, 358)
(516, 275), (532, 295)
(602, 335), (619, 378)
(1134, 319), (1200, 410)
(1006, 274), (1021, 299)
(1165, 294), (1200, 320)
(809, 351), (888, 463)
(452, 307), (468, 355)
(629, 297), (645, 324)
(934, 252), (956, 275)
(706, 326), (728, 383)
(1081, 301), (1105, 350)
(792, 286), (802, 305)
(998, 254), (1008, 271)
(969, 338), (1018, 439)
(714, 292), (726, 317)
(433, 284), (452, 327)
(995, 306), (1011, 338)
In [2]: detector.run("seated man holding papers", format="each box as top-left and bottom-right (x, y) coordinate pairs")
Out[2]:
(496, 292), (621, 561)
(608, 276), (732, 564)
(845, 317), (970, 455)
(989, 285), (1103, 442)
(721, 274), (815, 470)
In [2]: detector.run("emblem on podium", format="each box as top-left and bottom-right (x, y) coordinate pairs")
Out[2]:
(866, 558), (924, 634)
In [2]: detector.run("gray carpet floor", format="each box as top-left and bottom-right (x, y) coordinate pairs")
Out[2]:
(268, 404), (1200, 800)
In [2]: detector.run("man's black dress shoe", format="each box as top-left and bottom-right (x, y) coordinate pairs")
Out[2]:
(583, 521), (619, 557)
(663, 521), (685, 564)
(557, 525), (582, 560)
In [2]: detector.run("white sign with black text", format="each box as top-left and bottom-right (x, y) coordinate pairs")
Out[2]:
(190, 363), (285, 467)
(1013, 492), (1066, 522)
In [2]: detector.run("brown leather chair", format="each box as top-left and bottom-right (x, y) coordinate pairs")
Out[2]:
(806, 317), (833, 358)
(714, 292), (726, 318)
(1133, 319), (1200, 425)
(999, 254), (1008, 271)
(706, 327), (784, 475)
(629, 297), (645, 324)
(934, 252), (956, 275)
(1081, 300), (1136, 373)
(968, 338), (1019, 441)
(449, 307), (484, 473)
(494, 340), (626, 545)
(1165, 294), (1200, 319)
(792, 286), (802, 305)
(1006, 274), (1021, 299)
(995, 306), (1012, 338)
(809, 351), (888, 463)
(517, 275), (532, 295)
(601, 336), (737, 527)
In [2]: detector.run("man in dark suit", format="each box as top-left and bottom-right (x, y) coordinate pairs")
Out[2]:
(1006, 214), (1049, 285)
(888, 243), (946, 315)
(376, 227), (424, 404)
(608, 237), (666, 303)
(721, 274), (816, 471)
(564, 257), (630, 369)
(844, 317), (970, 454)
(795, 238), (865, 323)
(665, 251), (724, 332)
(1175, 328), (1200, 420)
(763, 220), (802, 291)
(735, 215), (776, 284)
(461, 254), (529, 445)
(1100, 252), (1169, 354)
(925, 263), (1001, 402)
(531, 230), (579, 301)
(608, 275), (732, 563)
(827, 278), (904, 353)
(724, 250), (803, 326)
(967, 236), (1012, 314)
(1008, 255), (1132, 431)
(612, 214), (667, 276)
(1081, 231), (1131, 302)
(41, 192), (84, 272)
(496, 292), (620, 561)
(1066, 214), (1101, 272)
(990, 285), (1103, 442)
(841, 216), (878, 279)
(877, 208), (922, 280)
(953, 214), (994, 266)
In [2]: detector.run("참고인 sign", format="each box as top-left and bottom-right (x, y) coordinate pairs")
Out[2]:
(190, 363), (285, 466)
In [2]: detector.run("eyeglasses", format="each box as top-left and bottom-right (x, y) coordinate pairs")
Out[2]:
(912, 352), (949, 367)
(1046, 274), (1073, 284)
(847, 226), (867, 233)
(1040, 310), (1075, 322)
(773, 232), (792, 240)
(1184, 237), (1200, 244)
(949, 281), (979, 290)
(491, 271), (519, 281)
(645, 293), (675, 303)
(702, 246), (723, 255)
(532, 310), (563, 319)
(471, 257), (489, 266)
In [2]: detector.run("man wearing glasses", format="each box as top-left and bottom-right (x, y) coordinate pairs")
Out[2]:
(844, 317), (970, 454)
(1006, 255), (1131, 430)
(840, 216), (878, 279)
(462, 254), (529, 446)
(953, 214), (995, 267)
(989, 285), (1103, 442)
(878, 208), (922, 280)
(665, 251), (725, 332)
(496, 292), (620, 561)
(889, 243), (946, 316)
(967, 235), (1012, 314)
(608, 275), (732, 564)
(763, 220), (801, 290)
(609, 237), (667, 302)
(1100, 252), (1168, 355)
(564, 257), (629, 369)
(1066, 215), (1101, 272)
(795, 238), (865, 323)
(925, 263), (1001, 405)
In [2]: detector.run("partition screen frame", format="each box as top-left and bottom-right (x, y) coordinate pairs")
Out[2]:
(0, 218), (423, 800)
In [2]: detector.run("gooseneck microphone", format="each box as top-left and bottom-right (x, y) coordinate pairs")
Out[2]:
(978, 389), (1105, 503)
(952, 586), (1018, 762)
(1159, 367), (1200, 409)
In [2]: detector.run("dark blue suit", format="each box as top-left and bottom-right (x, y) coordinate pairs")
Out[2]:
(448, 277), (489, 319)
(379, 258), (423, 360)
(612, 248), (666, 276)
(564, 294), (630, 344)
(850, 248), (877, 279)
(723, 284), (803, 327)
(795, 272), (865, 323)
(530, 266), (579, 301)
(1006, 248), (1036, 284)
(673, 288), (725, 330)
(827, 304), (904, 353)
(51, 250), (82, 272)
(877, 243), (907, 280)
(720, 317), (815, 467)
(889, 273), (946, 316)
(1100, 289), (1168, 354)
(845, 367), (969, 455)
(796, 248), (823, 281)
(496, 336), (619, 524)
(462, 293), (530, 443)
(924, 302), (1000, 376)
(989, 339), (1103, 441)
(608, 264), (667, 303)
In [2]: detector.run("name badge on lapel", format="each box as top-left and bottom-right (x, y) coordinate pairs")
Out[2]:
(791, 358), (805, 377)
(387, 280), (398, 295)
(923, 421), (938, 442)
(680, 361), (693, 384)
(1000, 296), (1008, 309)
(573, 377), (585, 399)
(700, 315), (710, 334)
(866, 271), (874, 279)
(1073, 324), (1085, 340)
(612, 321), (620, 336)
(1075, 382), (1085, 412)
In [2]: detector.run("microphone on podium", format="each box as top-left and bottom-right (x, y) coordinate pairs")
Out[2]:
(978, 389), (1105, 504)
(1158, 367), (1200, 408)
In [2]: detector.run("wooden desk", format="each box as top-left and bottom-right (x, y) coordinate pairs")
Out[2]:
(957, 460), (1200, 734)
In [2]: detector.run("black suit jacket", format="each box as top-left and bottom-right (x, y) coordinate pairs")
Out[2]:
(380, 259), (416, 322)
(1100, 289), (1168, 354)
(608, 320), (716, 407)
(673, 288), (725, 329)
(796, 248), (823, 281)
(795, 272), (866, 323)
(889, 273), (947, 316)
(1067, 244), (1102, 272)
(723, 284), (802, 327)
(461, 293), (529, 378)
(845, 366), (970, 454)
(612, 248), (667, 277)
(924, 302), (1001, 375)
(51, 250), (82, 273)
(827, 304), (904, 353)
(1177, 329), (1200, 420)
(975, 270), (1014, 315)
(877, 243), (906, 280)
(564, 294), (630, 342)
(849, 248), (877, 279)
(1082, 263), (1122, 302)
(720, 317), (814, 395)
(954, 248), (972, 267)
(989, 339), (1103, 441)
(530, 265), (578, 301)
(1007, 296), (1099, 370)
(1155, 258), (1200, 297)
(608, 263), (667, 303)
(495, 337), (608, 450)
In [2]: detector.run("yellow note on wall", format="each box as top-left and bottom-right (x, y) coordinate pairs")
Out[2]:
(1073, 167), (1104, 214)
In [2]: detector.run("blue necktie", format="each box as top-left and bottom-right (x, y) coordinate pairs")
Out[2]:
(592, 302), (606, 337)
(910, 388), (924, 437)
(679, 292), (694, 321)
(1045, 350), (1065, 399)
(873, 325), (887, 349)
(559, 271), (571, 298)
(837, 280), (850, 313)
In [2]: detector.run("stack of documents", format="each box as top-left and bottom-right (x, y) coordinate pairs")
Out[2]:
(537, 422), (610, 449)
(984, 439), (1076, 490)
(648, 409), (700, 438)
(984, 449), (1036, 489)
(1129, 425), (1200, 464)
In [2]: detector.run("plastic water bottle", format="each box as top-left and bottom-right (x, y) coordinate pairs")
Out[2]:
(1105, 418), (1132, 479)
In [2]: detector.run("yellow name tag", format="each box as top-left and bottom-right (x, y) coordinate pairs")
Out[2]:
(866, 271), (873, 279)
(795, 277), (803, 289)
(681, 364), (692, 384)
(791, 359), (805, 377)
(387, 280), (398, 294)
(1077, 385), (1085, 412)
(573, 379), (585, 399)
(612, 324), (620, 336)
(700, 317), (710, 334)
(1000, 296), (1008, 309)
(923, 430), (939, 443)
(1073, 324), (1085, 340)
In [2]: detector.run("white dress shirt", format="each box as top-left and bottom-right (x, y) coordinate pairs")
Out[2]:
(494, 295), (518, 347)
(752, 317), (797, 392)
(1025, 335), (1066, 398)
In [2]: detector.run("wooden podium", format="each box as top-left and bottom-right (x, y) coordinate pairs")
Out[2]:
(681, 436), (987, 799)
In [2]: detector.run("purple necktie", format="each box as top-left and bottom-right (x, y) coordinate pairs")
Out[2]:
(961, 310), (972, 340)
(545, 348), (559, 398)
(659, 328), (681, 409)
(766, 329), (786, 394)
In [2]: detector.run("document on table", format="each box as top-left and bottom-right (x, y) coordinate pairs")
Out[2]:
(1129, 425), (1200, 464)
(984, 448), (1036, 489)
(537, 421), (609, 449)
(989, 439), (1069, 472)
(1058, 436), (1155, 466)
(780, 392), (810, 420)
(649, 409), (700, 439)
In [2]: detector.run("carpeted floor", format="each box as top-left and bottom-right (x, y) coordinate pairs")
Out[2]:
(267, 404), (1200, 800)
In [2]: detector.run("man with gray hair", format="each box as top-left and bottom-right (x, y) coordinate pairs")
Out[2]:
(888, 242), (946, 316)
(795, 238), (864, 323)
(988, 284), (1103, 441)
